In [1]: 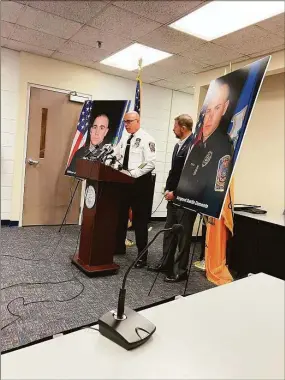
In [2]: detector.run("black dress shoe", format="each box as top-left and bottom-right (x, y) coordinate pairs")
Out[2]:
(147, 264), (168, 273)
(164, 272), (188, 283)
(134, 260), (147, 268)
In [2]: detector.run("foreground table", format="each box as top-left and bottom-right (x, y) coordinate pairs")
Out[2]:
(1, 273), (284, 379)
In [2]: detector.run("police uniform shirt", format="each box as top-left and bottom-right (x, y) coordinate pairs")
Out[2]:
(115, 128), (156, 178)
(177, 128), (233, 217)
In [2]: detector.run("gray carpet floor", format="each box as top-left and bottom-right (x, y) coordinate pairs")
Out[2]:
(1, 222), (214, 352)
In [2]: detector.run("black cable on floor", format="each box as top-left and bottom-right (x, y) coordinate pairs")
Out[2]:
(183, 213), (203, 296)
(1, 223), (84, 332)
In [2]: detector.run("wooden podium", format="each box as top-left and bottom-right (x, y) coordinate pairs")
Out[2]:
(72, 159), (134, 276)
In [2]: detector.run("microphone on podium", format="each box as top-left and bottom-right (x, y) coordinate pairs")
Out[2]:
(98, 224), (184, 350)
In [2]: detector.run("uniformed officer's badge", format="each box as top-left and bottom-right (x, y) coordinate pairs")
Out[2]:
(202, 151), (212, 167)
(149, 142), (155, 152)
(215, 155), (231, 192)
(134, 138), (141, 148)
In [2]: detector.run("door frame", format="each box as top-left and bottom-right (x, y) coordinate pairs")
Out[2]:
(20, 83), (92, 227)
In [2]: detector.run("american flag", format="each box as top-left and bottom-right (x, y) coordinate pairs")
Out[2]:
(134, 76), (141, 115)
(66, 100), (93, 167)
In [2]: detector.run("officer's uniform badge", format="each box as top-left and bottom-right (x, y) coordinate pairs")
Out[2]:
(202, 151), (212, 167)
(149, 142), (155, 152)
(134, 138), (141, 148)
(215, 155), (231, 192)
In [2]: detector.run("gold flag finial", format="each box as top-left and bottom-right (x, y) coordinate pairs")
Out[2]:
(136, 58), (143, 81)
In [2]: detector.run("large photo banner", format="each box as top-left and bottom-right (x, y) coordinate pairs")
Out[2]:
(65, 100), (130, 177)
(175, 56), (271, 218)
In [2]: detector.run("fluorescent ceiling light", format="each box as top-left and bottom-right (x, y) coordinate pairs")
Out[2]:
(100, 43), (172, 71)
(169, 1), (284, 41)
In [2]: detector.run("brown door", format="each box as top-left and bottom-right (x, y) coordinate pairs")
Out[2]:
(23, 87), (85, 226)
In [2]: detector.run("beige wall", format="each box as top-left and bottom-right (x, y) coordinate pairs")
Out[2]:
(9, 51), (194, 222)
(234, 72), (285, 213)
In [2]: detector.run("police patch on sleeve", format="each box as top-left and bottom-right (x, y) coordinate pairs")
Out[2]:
(149, 142), (155, 152)
(214, 155), (231, 192)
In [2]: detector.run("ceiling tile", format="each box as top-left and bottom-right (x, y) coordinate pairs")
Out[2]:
(24, 1), (109, 23)
(248, 44), (285, 59)
(1, 1), (24, 23)
(112, 1), (203, 24)
(88, 4), (161, 39)
(52, 52), (96, 69)
(257, 13), (285, 38)
(214, 25), (265, 49)
(166, 72), (196, 87)
(214, 25), (284, 56)
(17, 6), (82, 39)
(6, 39), (54, 56)
(71, 25), (132, 54)
(151, 79), (182, 90)
(181, 42), (245, 66)
(1, 37), (9, 47)
(10, 25), (66, 50)
(137, 26), (204, 54)
(1, 21), (15, 38)
(57, 40), (109, 62)
(93, 62), (139, 80)
(156, 54), (208, 74)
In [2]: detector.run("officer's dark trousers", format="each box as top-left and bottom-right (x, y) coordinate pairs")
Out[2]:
(115, 173), (152, 261)
(160, 202), (197, 276)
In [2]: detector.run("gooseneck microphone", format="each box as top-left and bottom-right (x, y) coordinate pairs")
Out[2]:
(98, 224), (183, 350)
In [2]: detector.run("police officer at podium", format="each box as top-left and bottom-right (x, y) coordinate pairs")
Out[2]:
(114, 111), (156, 268)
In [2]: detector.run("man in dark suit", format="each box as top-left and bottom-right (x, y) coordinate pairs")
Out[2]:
(148, 114), (197, 282)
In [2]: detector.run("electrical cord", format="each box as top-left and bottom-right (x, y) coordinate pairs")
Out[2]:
(1, 233), (84, 332)
(183, 213), (203, 296)
(150, 194), (164, 216)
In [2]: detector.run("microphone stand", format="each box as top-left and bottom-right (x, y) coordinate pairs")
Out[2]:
(58, 146), (100, 233)
(98, 225), (183, 350)
(117, 228), (172, 320)
(58, 178), (82, 233)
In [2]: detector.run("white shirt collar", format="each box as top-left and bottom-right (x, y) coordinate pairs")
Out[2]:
(177, 134), (190, 147)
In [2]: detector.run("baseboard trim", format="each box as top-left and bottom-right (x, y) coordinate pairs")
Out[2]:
(1, 220), (19, 227)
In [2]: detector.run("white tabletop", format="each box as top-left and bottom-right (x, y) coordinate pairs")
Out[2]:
(235, 211), (285, 227)
(1, 273), (284, 380)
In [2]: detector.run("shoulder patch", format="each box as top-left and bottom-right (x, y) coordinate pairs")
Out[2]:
(215, 155), (231, 192)
(149, 142), (155, 152)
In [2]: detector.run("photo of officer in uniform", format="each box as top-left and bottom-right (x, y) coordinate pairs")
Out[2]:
(65, 100), (130, 177)
(66, 114), (110, 175)
(176, 56), (270, 218)
(176, 80), (234, 218)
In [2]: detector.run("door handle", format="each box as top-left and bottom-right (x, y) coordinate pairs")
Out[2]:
(27, 158), (39, 166)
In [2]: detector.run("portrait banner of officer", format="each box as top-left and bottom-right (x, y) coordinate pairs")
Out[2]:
(175, 56), (270, 219)
(65, 100), (130, 177)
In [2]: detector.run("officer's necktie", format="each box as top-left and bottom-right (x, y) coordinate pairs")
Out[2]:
(122, 134), (134, 170)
